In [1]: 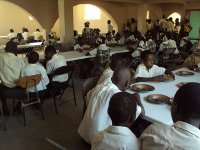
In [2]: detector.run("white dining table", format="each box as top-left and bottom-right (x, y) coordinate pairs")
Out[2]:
(39, 46), (130, 62)
(127, 68), (200, 125)
(0, 42), (43, 51)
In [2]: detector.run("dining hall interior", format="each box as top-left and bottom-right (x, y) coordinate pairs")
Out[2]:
(0, 0), (200, 149)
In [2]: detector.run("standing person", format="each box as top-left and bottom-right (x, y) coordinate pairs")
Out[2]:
(130, 18), (137, 33)
(140, 83), (200, 150)
(167, 17), (174, 32)
(184, 19), (192, 34)
(91, 92), (140, 150)
(7, 29), (17, 39)
(159, 15), (168, 31)
(0, 41), (25, 115)
(146, 19), (153, 31)
(82, 21), (93, 44)
(174, 18), (181, 34)
(78, 67), (144, 144)
(107, 20), (113, 33)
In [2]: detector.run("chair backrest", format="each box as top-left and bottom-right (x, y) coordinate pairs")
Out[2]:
(51, 65), (73, 81)
(82, 76), (100, 97)
(163, 48), (176, 55)
(18, 74), (41, 88)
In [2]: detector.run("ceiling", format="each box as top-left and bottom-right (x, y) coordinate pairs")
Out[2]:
(102, 0), (199, 4)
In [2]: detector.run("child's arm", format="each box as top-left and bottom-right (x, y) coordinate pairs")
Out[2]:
(135, 75), (165, 82)
(132, 93), (145, 117)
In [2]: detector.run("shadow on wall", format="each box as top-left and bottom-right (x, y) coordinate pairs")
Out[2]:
(0, 1), (43, 36)
(52, 4), (118, 36)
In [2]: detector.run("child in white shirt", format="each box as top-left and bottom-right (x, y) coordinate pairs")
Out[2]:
(91, 92), (140, 150)
(135, 50), (174, 82)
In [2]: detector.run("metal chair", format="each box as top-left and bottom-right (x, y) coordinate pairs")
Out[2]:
(82, 76), (100, 117)
(48, 65), (76, 114)
(0, 101), (7, 131)
(18, 74), (44, 126)
(160, 48), (177, 69)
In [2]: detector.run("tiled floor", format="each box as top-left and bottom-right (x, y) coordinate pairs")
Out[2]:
(0, 74), (91, 150)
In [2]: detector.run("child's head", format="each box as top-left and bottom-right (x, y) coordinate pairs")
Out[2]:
(108, 92), (137, 127)
(28, 51), (39, 64)
(107, 20), (111, 24)
(141, 50), (154, 69)
(44, 45), (56, 61)
(110, 55), (125, 71)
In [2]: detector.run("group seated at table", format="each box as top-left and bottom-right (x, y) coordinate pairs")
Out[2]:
(0, 41), (68, 115)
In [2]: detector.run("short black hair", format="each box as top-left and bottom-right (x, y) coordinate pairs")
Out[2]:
(107, 20), (111, 24)
(5, 40), (17, 53)
(10, 29), (14, 32)
(110, 56), (125, 71)
(174, 82), (200, 119)
(45, 45), (56, 54)
(108, 92), (137, 125)
(28, 51), (39, 64)
(141, 50), (153, 60)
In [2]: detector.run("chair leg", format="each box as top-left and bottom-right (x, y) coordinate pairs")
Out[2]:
(58, 90), (65, 102)
(71, 78), (77, 106)
(53, 97), (58, 115)
(0, 106), (7, 131)
(22, 107), (26, 126)
(12, 98), (15, 116)
(40, 103), (44, 120)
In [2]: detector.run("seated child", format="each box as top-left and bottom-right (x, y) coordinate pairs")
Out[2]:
(21, 51), (49, 93)
(91, 92), (140, 150)
(135, 50), (175, 82)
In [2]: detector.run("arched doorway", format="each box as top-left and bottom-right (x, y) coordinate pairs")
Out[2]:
(52, 4), (118, 36)
(168, 12), (181, 23)
(0, 1), (43, 36)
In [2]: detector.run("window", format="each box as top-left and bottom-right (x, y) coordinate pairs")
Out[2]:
(84, 4), (101, 20)
(168, 12), (181, 23)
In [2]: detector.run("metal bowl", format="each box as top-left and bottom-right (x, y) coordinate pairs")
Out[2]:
(176, 71), (195, 76)
(176, 82), (189, 88)
(130, 84), (155, 92)
(145, 94), (170, 104)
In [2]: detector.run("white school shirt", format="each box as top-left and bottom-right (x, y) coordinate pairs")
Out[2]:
(135, 63), (166, 78)
(22, 32), (29, 40)
(108, 24), (113, 33)
(140, 121), (200, 150)
(91, 125), (139, 150)
(32, 31), (43, 40)
(197, 63), (200, 68)
(7, 32), (17, 39)
(159, 39), (179, 54)
(0, 52), (25, 88)
(97, 67), (113, 85)
(46, 54), (68, 82)
(21, 63), (49, 92)
(78, 81), (141, 144)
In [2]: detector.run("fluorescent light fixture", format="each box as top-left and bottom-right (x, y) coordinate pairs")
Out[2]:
(146, 10), (150, 19)
(84, 4), (101, 20)
(29, 16), (33, 21)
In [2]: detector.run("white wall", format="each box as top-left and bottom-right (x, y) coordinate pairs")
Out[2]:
(52, 4), (118, 36)
(0, 1), (43, 36)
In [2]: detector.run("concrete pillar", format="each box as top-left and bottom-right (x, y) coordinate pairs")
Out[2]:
(137, 4), (148, 35)
(58, 0), (74, 51)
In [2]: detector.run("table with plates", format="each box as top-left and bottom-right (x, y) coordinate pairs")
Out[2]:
(39, 46), (130, 62)
(0, 42), (43, 51)
(127, 68), (200, 125)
